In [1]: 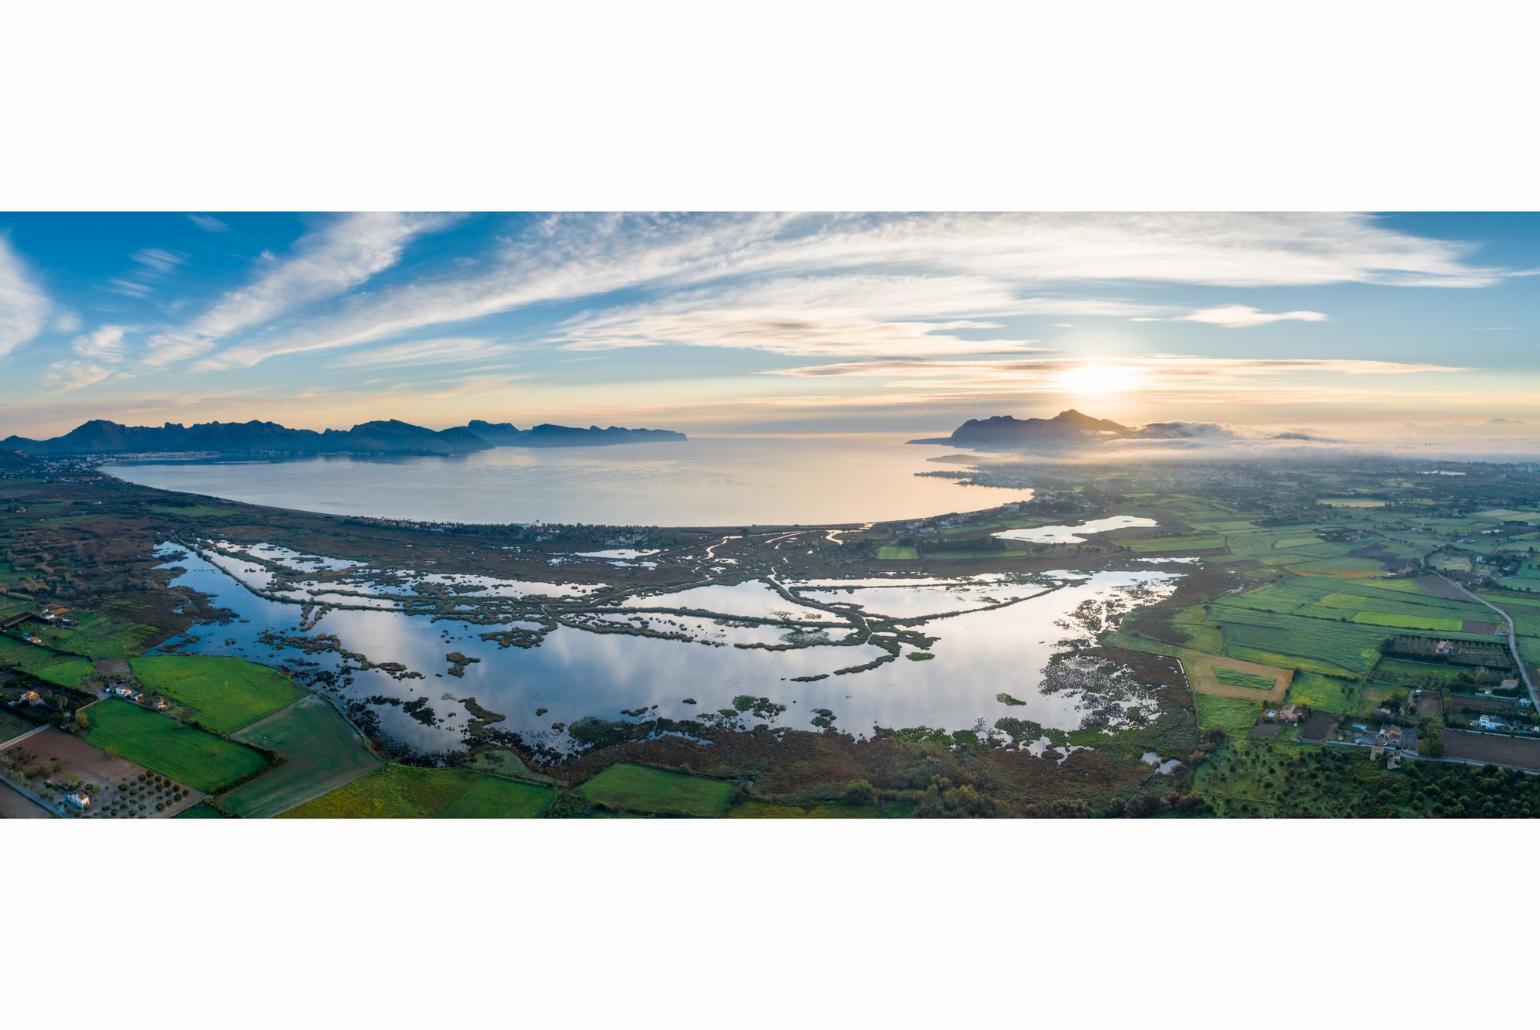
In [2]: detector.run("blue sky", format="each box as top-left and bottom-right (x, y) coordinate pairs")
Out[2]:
(2, 212), (1538, 446)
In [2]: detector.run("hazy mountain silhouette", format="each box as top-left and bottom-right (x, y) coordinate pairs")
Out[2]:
(2, 418), (686, 457)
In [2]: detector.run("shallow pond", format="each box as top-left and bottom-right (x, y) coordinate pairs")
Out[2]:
(993, 515), (1157, 544)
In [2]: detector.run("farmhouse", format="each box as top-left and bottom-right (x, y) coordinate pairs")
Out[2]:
(106, 685), (142, 702)
(63, 790), (90, 811)
(1278, 704), (1304, 723)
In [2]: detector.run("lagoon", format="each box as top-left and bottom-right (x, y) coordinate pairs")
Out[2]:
(157, 544), (1178, 755)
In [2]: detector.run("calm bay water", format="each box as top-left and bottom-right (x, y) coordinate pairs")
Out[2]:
(107, 436), (1030, 526)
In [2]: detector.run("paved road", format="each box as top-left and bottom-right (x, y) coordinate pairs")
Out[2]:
(1431, 571), (1540, 711)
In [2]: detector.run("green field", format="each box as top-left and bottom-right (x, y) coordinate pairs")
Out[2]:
(877, 545), (918, 560)
(573, 762), (736, 816)
(1351, 610), (1464, 632)
(1194, 694), (1262, 735)
(129, 654), (307, 734)
(0, 634), (94, 688)
(175, 801), (226, 818)
(31, 612), (157, 660)
(1125, 534), (1226, 553)
(0, 708), (38, 743)
(219, 696), (383, 818)
(1215, 609), (1388, 675)
(282, 763), (555, 818)
(1213, 667), (1279, 692)
(1284, 672), (1359, 715)
(82, 698), (269, 793)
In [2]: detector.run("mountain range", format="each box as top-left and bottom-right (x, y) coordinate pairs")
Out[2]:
(1, 418), (687, 457)
(909, 409), (1250, 450)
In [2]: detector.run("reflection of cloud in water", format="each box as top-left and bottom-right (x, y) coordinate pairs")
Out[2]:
(620, 581), (829, 620)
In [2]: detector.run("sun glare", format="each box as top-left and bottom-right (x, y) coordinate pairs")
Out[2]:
(1054, 361), (1141, 396)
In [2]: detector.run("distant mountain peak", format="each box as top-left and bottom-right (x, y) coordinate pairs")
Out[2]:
(910, 409), (1139, 450)
(0, 417), (687, 458)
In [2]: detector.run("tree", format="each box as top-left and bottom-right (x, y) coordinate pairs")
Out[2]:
(1418, 730), (1444, 757)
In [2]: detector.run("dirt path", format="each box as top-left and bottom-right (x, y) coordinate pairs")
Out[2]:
(1431, 571), (1539, 711)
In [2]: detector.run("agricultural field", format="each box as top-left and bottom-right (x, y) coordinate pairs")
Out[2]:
(0, 707), (38, 744)
(282, 763), (555, 818)
(129, 654), (307, 735)
(1284, 672), (1360, 715)
(1213, 608), (1388, 676)
(81, 698), (269, 793)
(29, 611), (158, 660)
(876, 545), (918, 560)
(573, 762), (737, 816)
(218, 696), (383, 818)
(1183, 652), (1291, 701)
(1351, 610), (1464, 631)
(1194, 694), (1261, 735)
(0, 635), (94, 688)
(1125, 534), (1225, 553)
(1317, 497), (1387, 508)
(0, 725), (202, 818)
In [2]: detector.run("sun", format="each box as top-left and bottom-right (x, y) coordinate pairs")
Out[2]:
(1054, 361), (1141, 396)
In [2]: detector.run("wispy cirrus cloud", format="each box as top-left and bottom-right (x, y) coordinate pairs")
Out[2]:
(186, 214), (229, 233)
(182, 212), (1513, 371)
(72, 324), (129, 361)
(553, 275), (1064, 358)
(766, 354), (1470, 385)
(42, 361), (114, 392)
(105, 248), (185, 298)
(0, 235), (52, 358)
(329, 336), (510, 370)
(36, 324), (139, 395)
(150, 212), (460, 367)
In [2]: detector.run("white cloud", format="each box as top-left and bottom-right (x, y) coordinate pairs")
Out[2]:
(1179, 304), (1328, 328)
(149, 212), (459, 367)
(43, 361), (112, 392)
(552, 275), (1060, 358)
(0, 235), (51, 358)
(72, 325), (128, 362)
(182, 212), (1507, 371)
(187, 214), (230, 233)
(329, 336), (508, 369)
(766, 354), (1469, 383)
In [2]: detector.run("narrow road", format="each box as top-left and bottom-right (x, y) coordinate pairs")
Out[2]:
(1430, 571), (1540, 711)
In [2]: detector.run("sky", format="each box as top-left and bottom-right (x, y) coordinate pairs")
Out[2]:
(2, 212), (1539, 451)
